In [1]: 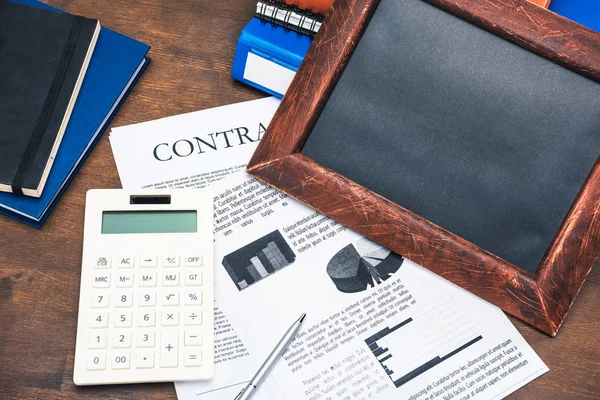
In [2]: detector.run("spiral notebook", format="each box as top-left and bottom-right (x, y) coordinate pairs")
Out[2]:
(232, 0), (319, 98)
(232, 17), (312, 98)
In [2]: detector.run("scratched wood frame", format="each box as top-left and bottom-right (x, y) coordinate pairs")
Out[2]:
(247, 0), (600, 336)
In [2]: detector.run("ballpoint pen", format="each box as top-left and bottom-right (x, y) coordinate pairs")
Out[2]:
(234, 313), (307, 400)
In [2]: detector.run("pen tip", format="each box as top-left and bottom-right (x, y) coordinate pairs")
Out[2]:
(299, 313), (306, 323)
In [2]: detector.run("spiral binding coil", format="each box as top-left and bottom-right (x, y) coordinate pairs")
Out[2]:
(256, 0), (324, 38)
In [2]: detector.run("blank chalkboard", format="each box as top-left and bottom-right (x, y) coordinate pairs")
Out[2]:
(301, 0), (600, 273)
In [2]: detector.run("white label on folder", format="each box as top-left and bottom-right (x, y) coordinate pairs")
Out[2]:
(243, 52), (296, 97)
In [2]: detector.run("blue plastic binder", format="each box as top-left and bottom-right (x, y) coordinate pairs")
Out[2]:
(0, 0), (150, 227)
(550, 0), (599, 32)
(232, 18), (312, 98)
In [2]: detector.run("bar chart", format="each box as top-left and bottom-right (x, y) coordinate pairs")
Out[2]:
(222, 230), (296, 290)
(364, 294), (482, 388)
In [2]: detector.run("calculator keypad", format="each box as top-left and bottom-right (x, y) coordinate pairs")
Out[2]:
(74, 190), (213, 386)
(84, 255), (205, 374)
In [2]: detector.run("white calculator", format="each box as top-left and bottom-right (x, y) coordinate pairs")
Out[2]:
(73, 189), (214, 386)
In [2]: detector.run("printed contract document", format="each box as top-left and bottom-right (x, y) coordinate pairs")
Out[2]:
(110, 97), (548, 400)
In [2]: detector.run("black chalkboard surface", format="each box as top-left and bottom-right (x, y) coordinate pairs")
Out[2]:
(301, 0), (600, 273)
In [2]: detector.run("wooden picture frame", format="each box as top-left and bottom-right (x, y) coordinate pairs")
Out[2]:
(247, 0), (600, 336)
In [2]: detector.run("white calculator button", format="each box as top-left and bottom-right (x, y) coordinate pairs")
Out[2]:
(136, 351), (155, 369)
(92, 273), (110, 288)
(162, 255), (180, 267)
(91, 291), (109, 308)
(161, 311), (179, 326)
(89, 332), (107, 349)
(140, 255), (157, 268)
(160, 331), (179, 367)
(116, 271), (134, 288)
(185, 255), (202, 267)
(185, 310), (202, 326)
(87, 351), (106, 370)
(115, 291), (133, 307)
(139, 272), (157, 287)
(162, 291), (180, 306)
(111, 352), (131, 369)
(94, 256), (111, 269)
(113, 332), (131, 348)
(185, 290), (202, 306)
(117, 256), (135, 268)
(137, 331), (155, 347)
(114, 311), (133, 328)
(184, 350), (202, 367)
(184, 331), (202, 346)
(162, 271), (180, 286)
(90, 312), (108, 328)
(185, 270), (202, 286)
(139, 312), (156, 327)
(139, 291), (156, 307)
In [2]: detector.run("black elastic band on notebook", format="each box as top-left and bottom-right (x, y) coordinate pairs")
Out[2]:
(11, 16), (84, 195)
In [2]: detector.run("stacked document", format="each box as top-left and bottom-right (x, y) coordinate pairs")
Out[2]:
(110, 97), (549, 400)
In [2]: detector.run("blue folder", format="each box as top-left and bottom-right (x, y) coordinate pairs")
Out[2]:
(0, 0), (150, 227)
(550, 0), (600, 32)
(232, 18), (312, 98)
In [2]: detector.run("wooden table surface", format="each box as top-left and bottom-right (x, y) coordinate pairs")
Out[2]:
(0, 0), (598, 398)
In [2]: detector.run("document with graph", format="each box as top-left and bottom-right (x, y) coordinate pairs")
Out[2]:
(110, 103), (547, 399)
(210, 172), (548, 400)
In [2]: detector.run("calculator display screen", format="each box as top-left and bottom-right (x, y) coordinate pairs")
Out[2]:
(101, 211), (197, 234)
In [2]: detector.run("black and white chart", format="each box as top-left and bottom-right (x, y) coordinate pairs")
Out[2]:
(222, 230), (296, 290)
(365, 293), (482, 388)
(326, 238), (404, 293)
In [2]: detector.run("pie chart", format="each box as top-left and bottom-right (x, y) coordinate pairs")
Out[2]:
(326, 238), (404, 293)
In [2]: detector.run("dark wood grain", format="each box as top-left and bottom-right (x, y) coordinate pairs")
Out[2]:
(0, 0), (598, 399)
(0, 0), (260, 398)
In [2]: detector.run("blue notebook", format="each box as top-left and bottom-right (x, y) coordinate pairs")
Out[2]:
(232, 18), (312, 98)
(550, 0), (600, 32)
(0, 0), (150, 227)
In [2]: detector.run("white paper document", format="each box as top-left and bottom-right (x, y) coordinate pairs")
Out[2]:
(207, 173), (548, 400)
(110, 97), (282, 399)
(109, 98), (548, 400)
(109, 96), (281, 190)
